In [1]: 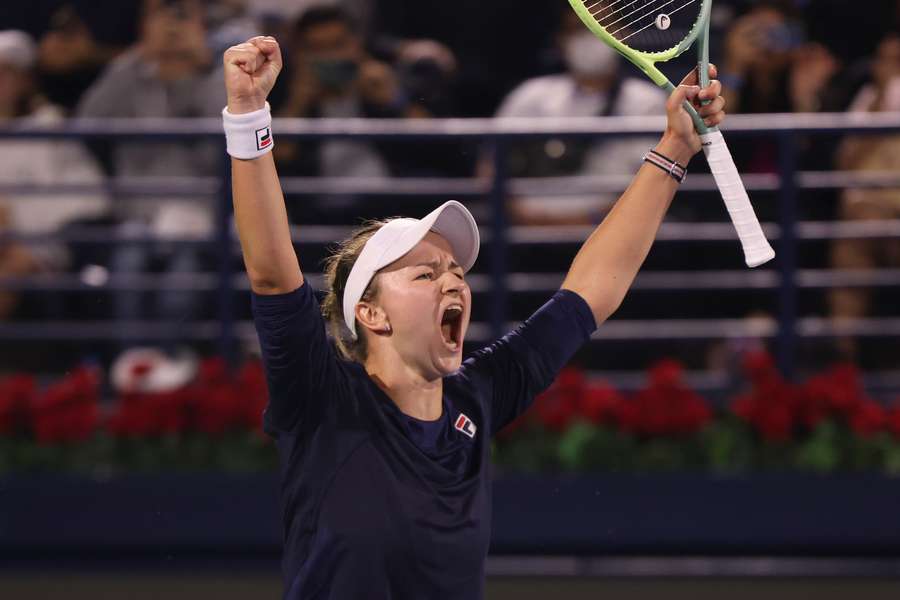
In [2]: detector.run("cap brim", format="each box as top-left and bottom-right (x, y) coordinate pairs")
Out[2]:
(374, 200), (480, 272)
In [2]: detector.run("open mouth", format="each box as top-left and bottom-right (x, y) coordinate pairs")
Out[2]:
(440, 304), (464, 351)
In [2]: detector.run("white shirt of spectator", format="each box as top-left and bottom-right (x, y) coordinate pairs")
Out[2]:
(0, 103), (109, 269)
(495, 73), (667, 220)
(76, 48), (227, 239)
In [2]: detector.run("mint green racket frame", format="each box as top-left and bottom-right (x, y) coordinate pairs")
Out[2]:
(567, 0), (713, 133)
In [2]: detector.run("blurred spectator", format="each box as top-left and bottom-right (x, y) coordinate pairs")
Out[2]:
(719, 1), (841, 175)
(273, 5), (462, 223)
(36, 3), (134, 112)
(720, 2), (839, 114)
(77, 0), (224, 179)
(485, 11), (667, 225)
(75, 0), (226, 341)
(0, 29), (108, 319)
(251, 0), (375, 35)
(276, 0), (459, 117)
(829, 33), (900, 363)
(369, 0), (562, 117)
(392, 39), (459, 120)
(0, 205), (38, 321)
(273, 5), (393, 181)
(802, 0), (899, 66)
(206, 0), (262, 56)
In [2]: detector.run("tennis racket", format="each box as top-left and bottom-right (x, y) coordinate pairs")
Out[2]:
(567, 0), (775, 268)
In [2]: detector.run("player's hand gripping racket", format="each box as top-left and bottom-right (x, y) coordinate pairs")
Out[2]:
(567, 0), (775, 267)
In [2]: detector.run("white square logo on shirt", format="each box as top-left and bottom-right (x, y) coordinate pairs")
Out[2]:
(454, 413), (476, 439)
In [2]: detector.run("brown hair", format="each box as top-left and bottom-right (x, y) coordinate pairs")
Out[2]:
(321, 219), (391, 362)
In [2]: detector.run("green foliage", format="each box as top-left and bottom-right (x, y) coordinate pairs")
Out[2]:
(0, 430), (278, 476)
(492, 416), (900, 476)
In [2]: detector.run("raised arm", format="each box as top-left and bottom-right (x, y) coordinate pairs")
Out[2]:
(224, 36), (303, 295)
(561, 67), (725, 326)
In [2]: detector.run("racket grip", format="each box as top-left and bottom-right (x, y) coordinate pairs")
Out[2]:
(700, 130), (776, 268)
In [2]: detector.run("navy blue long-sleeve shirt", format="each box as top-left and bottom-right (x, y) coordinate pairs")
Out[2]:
(251, 281), (595, 599)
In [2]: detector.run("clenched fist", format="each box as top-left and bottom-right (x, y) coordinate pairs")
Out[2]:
(223, 36), (283, 114)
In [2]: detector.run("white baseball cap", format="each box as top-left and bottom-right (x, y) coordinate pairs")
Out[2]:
(343, 200), (480, 339)
(0, 30), (37, 71)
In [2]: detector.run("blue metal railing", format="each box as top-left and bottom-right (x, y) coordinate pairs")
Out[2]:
(2, 112), (900, 379)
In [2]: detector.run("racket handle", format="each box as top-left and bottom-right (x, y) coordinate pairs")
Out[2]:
(700, 130), (776, 268)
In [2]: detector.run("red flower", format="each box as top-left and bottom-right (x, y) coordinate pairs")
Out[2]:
(534, 389), (577, 432)
(237, 360), (269, 433)
(648, 359), (683, 388)
(615, 360), (711, 436)
(107, 389), (190, 438)
(627, 390), (674, 436)
(887, 405), (900, 439)
(615, 399), (640, 433)
(0, 374), (37, 435)
(731, 394), (756, 422)
(729, 366), (798, 441)
(742, 350), (778, 384)
(755, 402), (793, 441)
(197, 357), (229, 385)
(801, 364), (867, 419)
(795, 399), (828, 430)
(534, 368), (585, 432)
(730, 358), (882, 442)
(578, 381), (622, 425)
(555, 367), (586, 395)
(678, 391), (713, 432)
(191, 383), (245, 436)
(30, 366), (101, 444)
(849, 400), (887, 437)
(107, 359), (273, 438)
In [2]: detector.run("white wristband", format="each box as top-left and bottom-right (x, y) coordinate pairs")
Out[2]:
(222, 102), (274, 160)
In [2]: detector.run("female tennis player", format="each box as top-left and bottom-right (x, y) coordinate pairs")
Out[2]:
(223, 35), (724, 600)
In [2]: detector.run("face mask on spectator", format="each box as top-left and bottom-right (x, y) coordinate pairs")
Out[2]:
(563, 31), (617, 77)
(312, 58), (358, 90)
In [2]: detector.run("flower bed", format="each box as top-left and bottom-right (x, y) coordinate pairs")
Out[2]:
(493, 353), (900, 475)
(0, 359), (276, 474)
(2, 352), (900, 475)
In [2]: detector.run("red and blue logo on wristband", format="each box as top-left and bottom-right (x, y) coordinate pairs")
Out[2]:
(256, 126), (272, 150)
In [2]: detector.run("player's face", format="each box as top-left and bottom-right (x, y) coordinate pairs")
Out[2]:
(374, 232), (471, 378)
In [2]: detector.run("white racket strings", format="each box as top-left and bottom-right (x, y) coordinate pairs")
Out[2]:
(580, 0), (702, 51)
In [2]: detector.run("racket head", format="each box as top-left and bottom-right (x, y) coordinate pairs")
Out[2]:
(567, 0), (711, 87)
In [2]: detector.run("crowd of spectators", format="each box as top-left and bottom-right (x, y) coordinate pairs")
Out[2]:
(0, 0), (898, 372)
